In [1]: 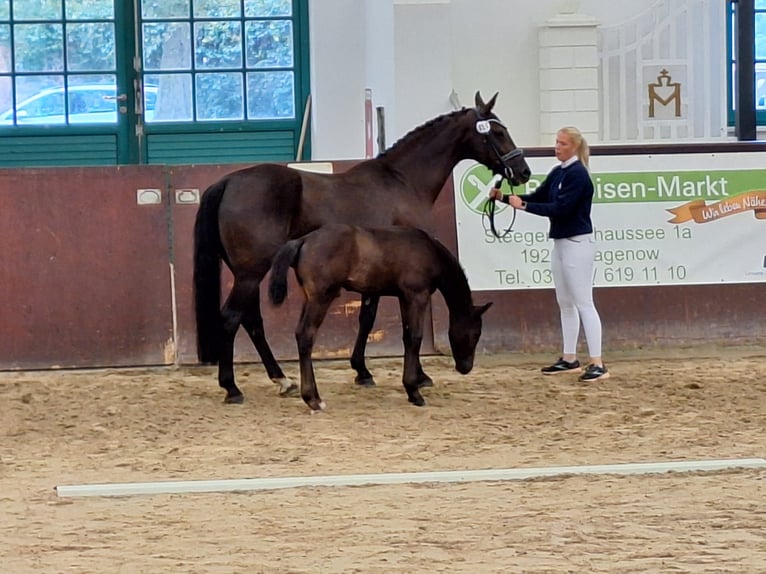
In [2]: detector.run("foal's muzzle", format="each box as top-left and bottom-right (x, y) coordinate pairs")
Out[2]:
(454, 357), (474, 375)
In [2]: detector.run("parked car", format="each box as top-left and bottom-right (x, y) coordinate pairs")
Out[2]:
(0, 84), (157, 125)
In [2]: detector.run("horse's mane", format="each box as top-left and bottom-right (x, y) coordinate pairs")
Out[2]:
(376, 107), (474, 159)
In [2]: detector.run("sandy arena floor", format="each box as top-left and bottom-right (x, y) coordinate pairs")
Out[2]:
(1, 346), (764, 573)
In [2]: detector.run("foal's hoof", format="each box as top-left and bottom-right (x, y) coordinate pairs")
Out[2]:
(354, 376), (376, 387)
(408, 394), (426, 407)
(274, 378), (298, 397)
(417, 377), (434, 388)
(224, 392), (244, 405)
(307, 400), (327, 413)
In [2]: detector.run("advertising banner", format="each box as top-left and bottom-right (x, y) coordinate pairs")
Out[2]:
(453, 153), (766, 290)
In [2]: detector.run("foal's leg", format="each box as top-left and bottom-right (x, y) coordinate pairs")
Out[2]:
(296, 297), (334, 412)
(415, 301), (433, 388)
(350, 295), (431, 389)
(416, 364), (434, 388)
(350, 294), (379, 387)
(240, 286), (297, 396)
(399, 296), (429, 407)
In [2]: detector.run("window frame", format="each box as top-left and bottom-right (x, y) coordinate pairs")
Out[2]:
(727, 0), (766, 126)
(0, 0), (311, 166)
(139, 1), (304, 129)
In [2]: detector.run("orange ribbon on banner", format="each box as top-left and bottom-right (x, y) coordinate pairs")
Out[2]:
(666, 191), (766, 223)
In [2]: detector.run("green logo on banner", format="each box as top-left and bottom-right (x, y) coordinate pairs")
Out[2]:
(458, 164), (516, 215)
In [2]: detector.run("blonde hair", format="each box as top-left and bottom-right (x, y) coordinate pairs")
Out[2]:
(558, 126), (590, 170)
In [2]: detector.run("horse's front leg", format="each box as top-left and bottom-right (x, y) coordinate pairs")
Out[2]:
(295, 298), (333, 412)
(399, 296), (428, 406)
(350, 294), (379, 387)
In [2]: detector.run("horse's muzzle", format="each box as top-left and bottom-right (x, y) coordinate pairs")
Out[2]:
(501, 149), (531, 185)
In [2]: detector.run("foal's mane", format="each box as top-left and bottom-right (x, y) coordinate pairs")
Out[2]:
(376, 107), (474, 159)
(431, 238), (473, 314)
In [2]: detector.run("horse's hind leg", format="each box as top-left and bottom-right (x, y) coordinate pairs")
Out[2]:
(218, 288), (246, 404)
(350, 295), (378, 387)
(240, 288), (297, 396)
(219, 277), (280, 404)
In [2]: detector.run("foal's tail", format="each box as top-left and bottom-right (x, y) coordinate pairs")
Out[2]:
(193, 179), (228, 364)
(268, 238), (304, 306)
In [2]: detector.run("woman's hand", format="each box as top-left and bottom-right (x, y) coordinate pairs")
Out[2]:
(508, 195), (524, 209)
(488, 187), (503, 201)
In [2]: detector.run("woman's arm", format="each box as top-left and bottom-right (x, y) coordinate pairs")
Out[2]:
(517, 167), (556, 204)
(524, 166), (590, 218)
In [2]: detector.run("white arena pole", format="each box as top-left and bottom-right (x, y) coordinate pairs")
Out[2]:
(55, 458), (766, 498)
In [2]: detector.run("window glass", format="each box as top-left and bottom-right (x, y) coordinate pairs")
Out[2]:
(67, 83), (119, 124)
(756, 13), (766, 60)
(14, 24), (64, 72)
(143, 22), (191, 70)
(196, 72), (243, 120)
(246, 20), (293, 68)
(247, 70), (293, 119)
(729, 1), (766, 120)
(14, 76), (64, 124)
(146, 73), (192, 121)
(24, 92), (65, 120)
(66, 0), (113, 20)
(0, 24), (9, 115)
(0, 0), (302, 130)
(142, 0), (298, 123)
(2, 5), (118, 127)
(142, 0), (189, 20)
(194, 21), (242, 69)
(245, 0), (291, 17)
(69, 74), (116, 90)
(194, 0), (240, 18)
(0, 0), (307, 163)
(67, 23), (116, 72)
(13, 0), (61, 20)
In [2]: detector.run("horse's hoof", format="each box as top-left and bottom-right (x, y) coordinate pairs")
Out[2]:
(224, 393), (244, 405)
(354, 376), (376, 387)
(275, 379), (298, 397)
(418, 378), (434, 388)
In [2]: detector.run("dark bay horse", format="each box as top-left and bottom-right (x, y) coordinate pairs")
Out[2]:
(268, 224), (491, 411)
(194, 91), (529, 403)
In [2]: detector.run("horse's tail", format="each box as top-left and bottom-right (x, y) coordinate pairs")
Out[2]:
(193, 179), (227, 364)
(268, 238), (304, 306)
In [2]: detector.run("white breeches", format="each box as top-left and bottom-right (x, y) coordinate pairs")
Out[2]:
(551, 234), (603, 358)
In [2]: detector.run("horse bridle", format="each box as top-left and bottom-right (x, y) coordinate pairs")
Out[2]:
(475, 116), (525, 183)
(475, 114), (524, 238)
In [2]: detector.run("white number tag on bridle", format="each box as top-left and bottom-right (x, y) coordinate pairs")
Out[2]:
(475, 120), (491, 134)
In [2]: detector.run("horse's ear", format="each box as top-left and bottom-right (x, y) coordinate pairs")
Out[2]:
(476, 302), (493, 316)
(474, 91), (486, 109)
(485, 92), (499, 113)
(474, 91), (499, 114)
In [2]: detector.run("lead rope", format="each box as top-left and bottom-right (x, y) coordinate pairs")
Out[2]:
(483, 176), (517, 239)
